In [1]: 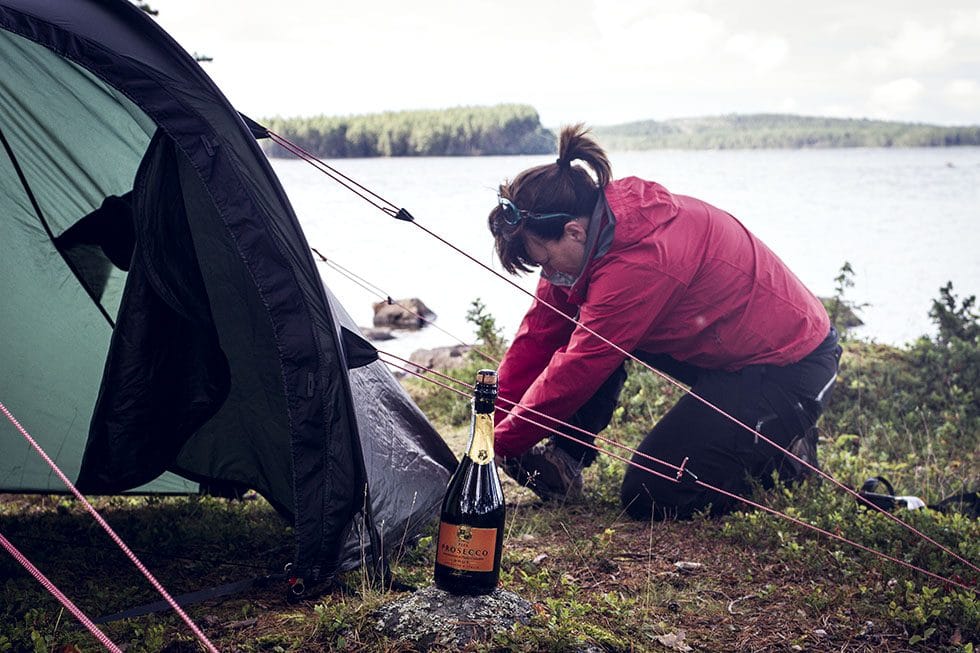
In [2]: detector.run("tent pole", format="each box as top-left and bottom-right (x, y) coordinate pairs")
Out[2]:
(0, 124), (115, 327)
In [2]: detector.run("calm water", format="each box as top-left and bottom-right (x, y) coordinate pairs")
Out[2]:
(271, 148), (980, 359)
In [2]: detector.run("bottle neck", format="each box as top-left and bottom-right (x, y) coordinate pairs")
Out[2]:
(467, 375), (497, 465)
(474, 395), (494, 414)
(466, 404), (495, 465)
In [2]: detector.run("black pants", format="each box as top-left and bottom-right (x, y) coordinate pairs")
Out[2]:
(555, 329), (842, 520)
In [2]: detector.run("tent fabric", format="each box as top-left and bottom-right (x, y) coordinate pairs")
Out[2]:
(54, 192), (137, 303)
(76, 129), (233, 494)
(0, 0), (456, 584)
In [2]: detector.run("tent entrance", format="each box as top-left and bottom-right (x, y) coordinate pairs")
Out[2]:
(0, 27), (193, 493)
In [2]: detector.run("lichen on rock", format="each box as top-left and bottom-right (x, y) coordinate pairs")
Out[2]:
(373, 585), (533, 650)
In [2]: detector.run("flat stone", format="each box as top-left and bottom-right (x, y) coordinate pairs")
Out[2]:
(373, 585), (533, 650)
(360, 326), (395, 341)
(372, 297), (436, 329)
(409, 344), (472, 372)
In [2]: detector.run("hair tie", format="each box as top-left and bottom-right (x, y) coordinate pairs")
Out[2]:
(556, 157), (570, 171)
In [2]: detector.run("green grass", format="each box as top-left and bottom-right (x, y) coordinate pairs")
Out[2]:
(1, 284), (978, 651)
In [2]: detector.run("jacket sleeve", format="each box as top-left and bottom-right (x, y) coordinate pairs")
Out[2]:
(494, 276), (576, 441)
(494, 251), (686, 457)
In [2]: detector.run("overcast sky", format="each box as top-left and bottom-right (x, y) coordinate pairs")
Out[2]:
(151, 0), (980, 127)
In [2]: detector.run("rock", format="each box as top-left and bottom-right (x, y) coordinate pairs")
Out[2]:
(653, 631), (693, 652)
(373, 585), (533, 650)
(373, 297), (436, 330)
(409, 344), (472, 372)
(673, 561), (702, 573)
(360, 327), (395, 341)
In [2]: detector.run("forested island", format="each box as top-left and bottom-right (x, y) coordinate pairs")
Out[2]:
(262, 104), (554, 158)
(261, 104), (980, 158)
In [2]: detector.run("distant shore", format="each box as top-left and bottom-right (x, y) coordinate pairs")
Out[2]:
(261, 105), (980, 158)
(591, 113), (980, 151)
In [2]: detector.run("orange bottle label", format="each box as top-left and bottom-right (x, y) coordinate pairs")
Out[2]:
(436, 522), (498, 572)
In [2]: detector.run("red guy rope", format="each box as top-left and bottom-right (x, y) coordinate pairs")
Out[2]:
(0, 401), (219, 653)
(311, 248), (499, 366)
(379, 355), (681, 486)
(267, 132), (399, 215)
(0, 530), (123, 652)
(378, 349), (685, 478)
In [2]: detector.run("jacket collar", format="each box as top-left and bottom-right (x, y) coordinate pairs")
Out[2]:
(562, 194), (616, 303)
(558, 177), (680, 304)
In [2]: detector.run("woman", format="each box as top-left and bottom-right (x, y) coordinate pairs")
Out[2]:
(489, 124), (841, 520)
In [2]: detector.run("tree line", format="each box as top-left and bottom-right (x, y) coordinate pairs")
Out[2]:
(262, 108), (980, 157)
(590, 113), (980, 150)
(261, 104), (555, 158)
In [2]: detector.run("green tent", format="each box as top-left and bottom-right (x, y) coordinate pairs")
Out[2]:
(0, 0), (455, 597)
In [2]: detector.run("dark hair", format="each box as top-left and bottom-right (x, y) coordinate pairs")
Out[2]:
(488, 124), (612, 274)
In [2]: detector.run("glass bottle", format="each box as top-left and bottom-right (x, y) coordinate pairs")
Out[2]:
(433, 369), (505, 595)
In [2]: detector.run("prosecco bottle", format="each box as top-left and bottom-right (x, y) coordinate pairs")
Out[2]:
(433, 369), (505, 595)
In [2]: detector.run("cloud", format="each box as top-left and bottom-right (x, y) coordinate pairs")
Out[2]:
(155, 0), (979, 125)
(892, 20), (952, 64)
(725, 32), (789, 73)
(943, 79), (980, 111)
(819, 103), (860, 119)
(777, 97), (799, 112)
(591, 1), (726, 65)
(868, 78), (925, 117)
(844, 19), (952, 74)
(589, 1), (792, 94)
(950, 9), (980, 37)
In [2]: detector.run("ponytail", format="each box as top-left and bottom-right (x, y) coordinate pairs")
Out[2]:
(556, 123), (611, 187)
(489, 124), (612, 274)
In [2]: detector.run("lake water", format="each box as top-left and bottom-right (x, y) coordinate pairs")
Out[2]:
(271, 147), (980, 359)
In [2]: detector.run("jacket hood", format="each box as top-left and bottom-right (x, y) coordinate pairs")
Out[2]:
(604, 176), (681, 243)
(565, 177), (680, 302)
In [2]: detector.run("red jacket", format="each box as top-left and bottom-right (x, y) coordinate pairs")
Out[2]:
(494, 177), (830, 457)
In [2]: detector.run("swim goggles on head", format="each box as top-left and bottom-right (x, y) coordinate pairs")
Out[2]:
(497, 196), (577, 226)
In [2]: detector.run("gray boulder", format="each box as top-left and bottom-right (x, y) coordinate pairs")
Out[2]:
(373, 297), (436, 329)
(409, 344), (472, 372)
(373, 585), (533, 650)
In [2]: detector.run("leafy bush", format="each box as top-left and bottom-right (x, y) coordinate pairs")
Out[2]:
(823, 282), (980, 498)
(405, 298), (509, 427)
